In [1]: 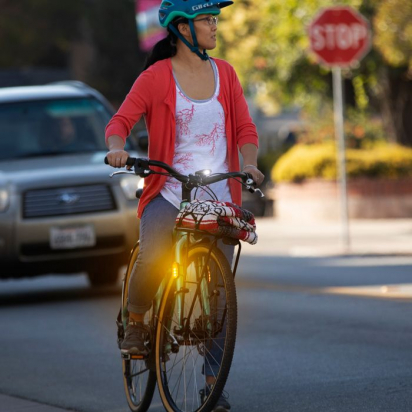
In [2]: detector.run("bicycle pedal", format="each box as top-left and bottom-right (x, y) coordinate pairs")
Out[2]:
(121, 352), (145, 360)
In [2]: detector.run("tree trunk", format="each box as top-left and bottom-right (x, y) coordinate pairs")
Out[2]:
(69, 17), (95, 83)
(377, 67), (412, 147)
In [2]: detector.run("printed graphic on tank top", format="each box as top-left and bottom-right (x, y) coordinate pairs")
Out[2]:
(160, 59), (232, 210)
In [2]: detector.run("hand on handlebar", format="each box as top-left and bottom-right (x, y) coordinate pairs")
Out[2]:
(242, 165), (265, 186)
(106, 149), (131, 169)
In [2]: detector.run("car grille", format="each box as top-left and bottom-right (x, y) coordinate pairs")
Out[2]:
(23, 184), (116, 218)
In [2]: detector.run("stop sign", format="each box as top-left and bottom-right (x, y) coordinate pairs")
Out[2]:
(308, 6), (371, 67)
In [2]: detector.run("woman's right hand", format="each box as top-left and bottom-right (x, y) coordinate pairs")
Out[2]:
(106, 148), (130, 168)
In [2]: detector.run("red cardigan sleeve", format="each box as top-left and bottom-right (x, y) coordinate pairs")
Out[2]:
(230, 66), (259, 149)
(105, 68), (155, 143)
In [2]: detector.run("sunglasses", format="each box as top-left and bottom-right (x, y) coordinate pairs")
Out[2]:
(193, 16), (218, 26)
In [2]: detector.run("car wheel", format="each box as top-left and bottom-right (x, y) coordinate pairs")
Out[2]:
(87, 264), (120, 287)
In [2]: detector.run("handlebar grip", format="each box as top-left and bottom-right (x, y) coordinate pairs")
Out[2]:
(104, 156), (136, 166)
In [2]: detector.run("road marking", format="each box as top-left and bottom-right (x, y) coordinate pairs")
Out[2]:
(324, 283), (412, 299)
(317, 256), (412, 267)
(236, 279), (412, 301)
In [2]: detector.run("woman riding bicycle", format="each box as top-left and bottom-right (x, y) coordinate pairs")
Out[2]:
(105, 1), (264, 410)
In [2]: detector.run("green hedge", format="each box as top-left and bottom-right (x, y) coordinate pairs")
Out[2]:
(272, 144), (412, 183)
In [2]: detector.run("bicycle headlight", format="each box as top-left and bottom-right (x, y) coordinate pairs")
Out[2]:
(120, 176), (143, 200)
(0, 188), (10, 212)
(195, 169), (211, 177)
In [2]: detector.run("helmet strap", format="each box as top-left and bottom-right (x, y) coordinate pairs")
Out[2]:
(169, 21), (209, 61)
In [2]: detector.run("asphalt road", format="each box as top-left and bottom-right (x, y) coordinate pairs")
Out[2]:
(1, 255), (412, 412)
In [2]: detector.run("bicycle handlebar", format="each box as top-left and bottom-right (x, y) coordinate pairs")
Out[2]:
(105, 156), (263, 196)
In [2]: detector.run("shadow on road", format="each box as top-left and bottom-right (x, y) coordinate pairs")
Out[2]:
(0, 274), (121, 308)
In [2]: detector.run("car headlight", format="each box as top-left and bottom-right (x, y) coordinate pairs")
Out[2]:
(0, 188), (9, 212)
(120, 176), (143, 200)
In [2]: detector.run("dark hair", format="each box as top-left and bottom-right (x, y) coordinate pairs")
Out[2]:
(144, 18), (188, 70)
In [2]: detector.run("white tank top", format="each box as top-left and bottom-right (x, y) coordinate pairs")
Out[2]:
(160, 59), (232, 210)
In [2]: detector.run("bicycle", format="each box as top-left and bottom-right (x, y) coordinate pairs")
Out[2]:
(107, 157), (263, 412)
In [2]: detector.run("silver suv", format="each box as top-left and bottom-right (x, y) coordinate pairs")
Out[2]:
(0, 81), (142, 286)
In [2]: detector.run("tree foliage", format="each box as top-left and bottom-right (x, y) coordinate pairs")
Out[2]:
(214, 0), (412, 145)
(374, 0), (412, 73)
(0, 0), (144, 104)
(215, 0), (365, 114)
(0, 0), (84, 67)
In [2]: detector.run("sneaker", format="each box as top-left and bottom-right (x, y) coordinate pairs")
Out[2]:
(120, 321), (150, 355)
(199, 384), (231, 412)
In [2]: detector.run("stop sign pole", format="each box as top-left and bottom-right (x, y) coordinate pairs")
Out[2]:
(308, 6), (371, 252)
(332, 67), (349, 251)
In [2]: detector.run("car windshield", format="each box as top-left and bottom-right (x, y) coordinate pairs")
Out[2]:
(0, 98), (113, 160)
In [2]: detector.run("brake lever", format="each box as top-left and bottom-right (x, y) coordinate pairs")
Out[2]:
(110, 168), (152, 178)
(255, 188), (265, 198)
(109, 170), (135, 178)
(245, 184), (265, 198)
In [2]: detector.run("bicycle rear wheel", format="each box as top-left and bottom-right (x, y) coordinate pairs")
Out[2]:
(155, 243), (237, 412)
(121, 242), (156, 412)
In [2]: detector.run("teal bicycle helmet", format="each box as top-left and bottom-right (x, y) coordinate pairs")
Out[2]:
(159, 0), (233, 60)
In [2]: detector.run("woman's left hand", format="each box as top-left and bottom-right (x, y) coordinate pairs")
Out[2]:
(242, 165), (265, 187)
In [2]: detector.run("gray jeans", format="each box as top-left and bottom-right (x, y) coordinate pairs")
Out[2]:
(128, 194), (234, 375)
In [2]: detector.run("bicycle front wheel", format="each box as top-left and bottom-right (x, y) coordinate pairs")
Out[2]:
(121, 242), (157, 412)
(155, 243), (237, 412)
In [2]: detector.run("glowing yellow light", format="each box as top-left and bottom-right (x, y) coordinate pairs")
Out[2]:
(172, 262), (179, 278)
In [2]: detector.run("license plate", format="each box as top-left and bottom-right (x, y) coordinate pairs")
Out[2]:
(50, 225), (96, 249)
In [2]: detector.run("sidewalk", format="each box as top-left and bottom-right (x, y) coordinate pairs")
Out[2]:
(242, 217), (412, 256)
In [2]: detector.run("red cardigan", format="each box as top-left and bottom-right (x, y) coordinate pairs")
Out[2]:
(105, 58), (259, 218)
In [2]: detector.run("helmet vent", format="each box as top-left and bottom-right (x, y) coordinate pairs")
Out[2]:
(162, 1), (173, 8)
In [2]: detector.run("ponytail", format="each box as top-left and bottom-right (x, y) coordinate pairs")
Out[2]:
(144, 18), (187, 70)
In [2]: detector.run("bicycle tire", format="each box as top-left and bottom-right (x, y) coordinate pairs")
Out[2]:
(121, 242), (157, 412)
(155, 242), (237, 412)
